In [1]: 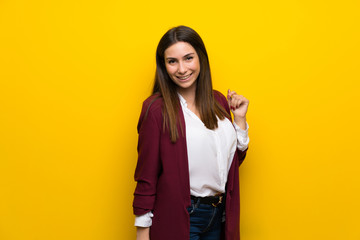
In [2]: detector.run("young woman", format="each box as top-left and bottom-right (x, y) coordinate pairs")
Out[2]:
(133, 26), (249, 240)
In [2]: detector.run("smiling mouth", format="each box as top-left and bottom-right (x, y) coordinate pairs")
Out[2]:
(176, 73), (192, 80)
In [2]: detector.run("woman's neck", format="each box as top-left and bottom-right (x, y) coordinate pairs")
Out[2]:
(178, 86), (196, 107)
(178, 86), (200, 118)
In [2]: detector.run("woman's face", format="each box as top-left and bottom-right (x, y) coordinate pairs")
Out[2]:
(164, 41), (200, 93)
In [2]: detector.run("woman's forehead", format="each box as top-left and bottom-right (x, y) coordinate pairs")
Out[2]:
(164, 42), (196, 58)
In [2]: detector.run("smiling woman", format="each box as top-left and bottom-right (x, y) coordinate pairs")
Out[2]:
(132, 25), (250, 240)
(164, 42), (200, 94)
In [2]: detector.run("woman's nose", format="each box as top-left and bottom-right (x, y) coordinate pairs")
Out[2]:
(177, 62), (187, 74)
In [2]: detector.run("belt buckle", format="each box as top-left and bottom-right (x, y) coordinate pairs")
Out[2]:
(211, 195), (223, 207)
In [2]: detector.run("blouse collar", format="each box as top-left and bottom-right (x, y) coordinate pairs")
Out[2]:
(177, 93), (187, 108)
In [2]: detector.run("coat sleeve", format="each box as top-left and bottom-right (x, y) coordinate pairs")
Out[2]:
(133, 101), (162, 216)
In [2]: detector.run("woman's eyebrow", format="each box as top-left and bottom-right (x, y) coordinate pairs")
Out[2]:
(165, 52), (195, 60)
(183, 53), (195, 58)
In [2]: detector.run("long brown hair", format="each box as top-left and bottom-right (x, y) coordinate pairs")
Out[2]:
(153, 25), (229, 142)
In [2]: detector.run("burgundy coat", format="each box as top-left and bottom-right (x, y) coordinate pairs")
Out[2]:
(133, 90), (247, 240)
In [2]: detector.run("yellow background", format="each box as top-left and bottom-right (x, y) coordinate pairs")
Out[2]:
(1, 0), (359, 239)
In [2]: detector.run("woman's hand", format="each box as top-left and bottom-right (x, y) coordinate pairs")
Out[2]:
(136, 227), (150, 240)
(227, 89), (249, 130)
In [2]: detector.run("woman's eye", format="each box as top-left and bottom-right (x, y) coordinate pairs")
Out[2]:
(168, 60), (175, 64)
(186, 56), (193, 61)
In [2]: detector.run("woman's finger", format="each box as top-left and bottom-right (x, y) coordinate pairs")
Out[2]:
(236, 98), (243, 109)
(227, 89), (237, 100)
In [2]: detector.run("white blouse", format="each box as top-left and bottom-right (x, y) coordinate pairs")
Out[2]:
(134, 94), (249, 227)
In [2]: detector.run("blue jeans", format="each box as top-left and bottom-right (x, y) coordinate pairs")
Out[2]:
(187, 197), (225, 240)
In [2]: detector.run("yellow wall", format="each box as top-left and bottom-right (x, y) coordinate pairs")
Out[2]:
(1, 0), (359, 239)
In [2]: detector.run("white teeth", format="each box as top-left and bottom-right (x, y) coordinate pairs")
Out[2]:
(177, 74), (191, 80)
